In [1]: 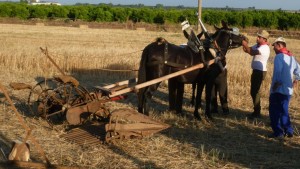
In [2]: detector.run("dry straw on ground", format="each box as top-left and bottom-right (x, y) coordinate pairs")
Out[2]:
(0, 23), (300, 168)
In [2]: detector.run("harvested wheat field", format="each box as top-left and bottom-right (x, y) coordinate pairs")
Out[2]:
(0, 23), (300, 169)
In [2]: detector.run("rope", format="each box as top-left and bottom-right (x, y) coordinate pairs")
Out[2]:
(111, 50), (143, 58)
(39, 47), (142, 72)
(96, 68), (138, 72)
(44, 49), (143, 59)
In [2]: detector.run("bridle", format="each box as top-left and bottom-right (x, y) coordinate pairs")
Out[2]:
(211, 29), (244, 58)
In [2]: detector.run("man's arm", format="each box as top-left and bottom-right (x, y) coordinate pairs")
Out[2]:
(272, 55), (283, 92)
(242, 40), (260, 56)
(293, 57), (300, 80)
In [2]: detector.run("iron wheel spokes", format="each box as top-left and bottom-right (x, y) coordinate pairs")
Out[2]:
(42, 83), (92, 126)
(28, 78), (60, 116)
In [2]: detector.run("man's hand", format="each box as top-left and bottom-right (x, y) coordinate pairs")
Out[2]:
(293, 80), (298, 88)
(242, 40), (250, 54)
(242, 40), (248, 47)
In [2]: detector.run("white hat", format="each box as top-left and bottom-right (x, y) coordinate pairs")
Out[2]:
(272, 37), (286, 46)
(231, 27), (240, 35)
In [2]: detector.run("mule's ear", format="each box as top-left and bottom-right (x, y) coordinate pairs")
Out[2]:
(221, 20), (229, 29)
(183, 30), (189, 39)
(197, 31), (204, 39)
(214, 24), (220, 30)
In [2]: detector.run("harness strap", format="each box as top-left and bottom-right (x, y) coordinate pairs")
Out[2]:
(165, 62), (188, 68)
(147, 42), (189, 68)
(165, 43), (191, 68)
(164, 42), (168, 62)
(146, 61), (163, 66)
(147, 60), (189, 68)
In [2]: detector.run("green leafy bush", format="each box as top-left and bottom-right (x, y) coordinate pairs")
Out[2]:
(0, 2), (299, 30)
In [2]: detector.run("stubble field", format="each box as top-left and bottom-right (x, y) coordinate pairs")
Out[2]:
(0, 23), (300, 168)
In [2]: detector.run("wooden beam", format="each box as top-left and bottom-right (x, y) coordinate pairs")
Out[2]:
(109, 59), (216, 97)
(197, 0), (202, 31)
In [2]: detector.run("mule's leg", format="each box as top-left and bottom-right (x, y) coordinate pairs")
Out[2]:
(137, 84), (158, 116)
(210, 84), (219, 114)
(205, 82), (214, 120)
(137, 87), (147, 114)
(190, 83), (196, 106)
(194, 82), (205, 120)
(142, 96), (150, 116)
(175, 82), (184, 116)
(168, 78), (177, 112)
(205, 65), (223, 121)
(218, 69), (229, 115)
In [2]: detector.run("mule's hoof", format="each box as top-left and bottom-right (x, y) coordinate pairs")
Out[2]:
(143, 112), (150, 116)
(205, 114), (214, 122)
(211, 110), (219, 114)
(177, 112), (184, 117)
(189, 102), (195, 107)
(194, 112), (201, 121)
(222, 111), (229, 116)
(168, 109), (176, 114)
(222, 108), (229, 115)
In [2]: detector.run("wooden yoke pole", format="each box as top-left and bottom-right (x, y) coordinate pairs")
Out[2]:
(109, 59), (216, 97)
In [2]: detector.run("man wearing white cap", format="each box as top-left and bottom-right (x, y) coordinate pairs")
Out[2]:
(268, 37), (300, 138)
(242, 30), (271, 119)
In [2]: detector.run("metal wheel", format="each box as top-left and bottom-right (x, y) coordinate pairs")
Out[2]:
(42, 83), (92, 126)
(27, 78), (60, 116)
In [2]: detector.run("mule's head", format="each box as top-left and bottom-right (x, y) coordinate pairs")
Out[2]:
(212, 21), (247, 51)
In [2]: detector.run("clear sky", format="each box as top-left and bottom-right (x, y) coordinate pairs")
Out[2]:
(1, 0), (300, 10)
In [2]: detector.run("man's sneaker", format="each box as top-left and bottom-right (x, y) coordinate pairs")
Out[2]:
(285, 133), (293, 138)
(247, 113), (261, 119)
(267, 134), (284, 139)
(222, 109), (229, 115)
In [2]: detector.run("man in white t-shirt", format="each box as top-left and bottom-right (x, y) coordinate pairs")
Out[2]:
(242, 30), (271, 119)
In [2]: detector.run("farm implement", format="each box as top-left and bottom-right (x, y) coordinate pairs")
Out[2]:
(10, 75), (170, 143)
(10, 53), (214, 143)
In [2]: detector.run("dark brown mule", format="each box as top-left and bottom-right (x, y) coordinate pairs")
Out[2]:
(193, 22), (246, 120)
(137, 34), (206, 115)
(137, 22), (246, 120)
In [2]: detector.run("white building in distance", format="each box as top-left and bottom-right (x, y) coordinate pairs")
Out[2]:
(29, 0), (61, 6)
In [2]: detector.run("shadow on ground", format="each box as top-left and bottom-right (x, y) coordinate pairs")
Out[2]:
(2, 68), (300, 168)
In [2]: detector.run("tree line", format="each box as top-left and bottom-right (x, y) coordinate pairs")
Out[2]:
(0, 2), (299, 30)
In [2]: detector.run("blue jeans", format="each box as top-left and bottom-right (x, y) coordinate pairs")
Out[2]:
(269, 93), (293, 136)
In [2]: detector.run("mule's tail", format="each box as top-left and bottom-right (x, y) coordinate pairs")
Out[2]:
(137, 37), (165, 84)
(137, 38), (166, 114)
(137, 45), (149, 113)
(137, 46), (148, 85)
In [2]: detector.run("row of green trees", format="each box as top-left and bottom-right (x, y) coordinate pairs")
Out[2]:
(0, 2), (299, 30)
